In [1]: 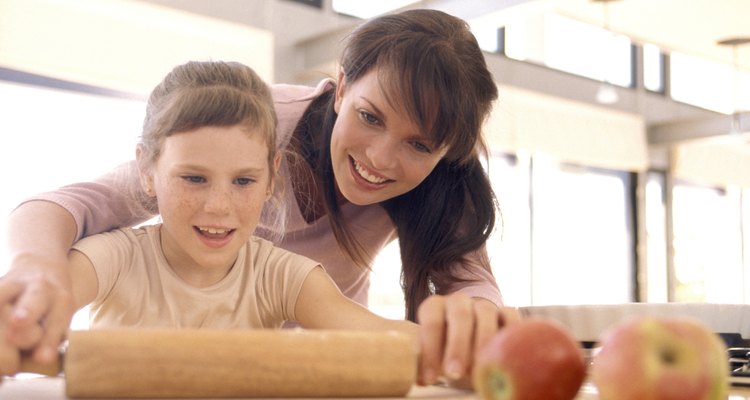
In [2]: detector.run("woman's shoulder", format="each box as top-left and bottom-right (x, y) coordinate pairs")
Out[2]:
(271, 78), (335, 148)
(270, 78), (334, 104)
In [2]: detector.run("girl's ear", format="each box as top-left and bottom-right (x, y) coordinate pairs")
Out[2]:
(334, 68), (346, 114)
(135, 144), (155, 197)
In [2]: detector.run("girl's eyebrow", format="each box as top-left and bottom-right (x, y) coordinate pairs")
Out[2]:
(174, 163), (267, 174)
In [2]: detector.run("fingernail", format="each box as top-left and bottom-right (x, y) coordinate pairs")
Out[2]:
(446, 359), (463, 380)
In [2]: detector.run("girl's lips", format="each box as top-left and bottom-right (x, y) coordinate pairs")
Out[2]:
(194, 226), (235, 249)
(349, 156), (392, 188)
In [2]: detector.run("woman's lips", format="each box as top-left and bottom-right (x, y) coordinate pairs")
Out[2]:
(349, 156), (392, 188)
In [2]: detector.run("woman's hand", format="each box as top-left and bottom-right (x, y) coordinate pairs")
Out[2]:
(0, 256), (74, 366)
(416, 293), (520, 387)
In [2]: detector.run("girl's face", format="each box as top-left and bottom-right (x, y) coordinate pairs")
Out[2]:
(140, 125), (272, 287)
(331, 68), (448, 206)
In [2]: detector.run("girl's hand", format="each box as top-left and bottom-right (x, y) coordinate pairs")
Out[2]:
(0, 304), (21, 381)
(416, 293), (520, 387)
(0, 257), (74, 366)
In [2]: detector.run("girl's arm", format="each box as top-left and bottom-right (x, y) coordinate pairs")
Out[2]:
(294, 267), (417, 335)
(294, 267), (514, 387)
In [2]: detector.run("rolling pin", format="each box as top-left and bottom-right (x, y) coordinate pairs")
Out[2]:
(19, 329), (418, 398)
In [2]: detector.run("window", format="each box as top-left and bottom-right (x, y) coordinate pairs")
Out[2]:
(529, 157), (634, 305)
(503, 13), (634, 88)
(0, 79), (145, 272)
(670, 52), (741, 114)
(331, 0), (419, 19)
(643, 43), (666, 93)
(645, 171), (668, 302)
(671, 183), (744, 303)
(486, 153), (635, 306)
(487, 152), (532, 306)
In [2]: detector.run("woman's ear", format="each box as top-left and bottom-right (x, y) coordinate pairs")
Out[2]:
(334, 68), (346, 114)
(135, 144), (155, 197)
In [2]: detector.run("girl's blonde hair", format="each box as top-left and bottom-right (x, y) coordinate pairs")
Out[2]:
(136, 61), (285, 233)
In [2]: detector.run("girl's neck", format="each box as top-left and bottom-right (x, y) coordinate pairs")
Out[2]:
(158, 225), (235, 288)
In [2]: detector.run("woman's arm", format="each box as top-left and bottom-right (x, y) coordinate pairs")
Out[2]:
(1, 201), (78, 364)
(1, 161), (152, 365)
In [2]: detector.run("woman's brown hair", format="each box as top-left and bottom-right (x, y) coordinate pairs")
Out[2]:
(301, 9), (500, 321)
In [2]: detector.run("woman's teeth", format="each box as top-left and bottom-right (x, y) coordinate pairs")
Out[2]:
(353, 160), (387, 184)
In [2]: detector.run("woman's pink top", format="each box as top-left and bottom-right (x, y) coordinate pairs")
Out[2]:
(25, 79), (502, 310)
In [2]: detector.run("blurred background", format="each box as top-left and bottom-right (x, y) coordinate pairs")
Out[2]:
(1, 0), (749, 320)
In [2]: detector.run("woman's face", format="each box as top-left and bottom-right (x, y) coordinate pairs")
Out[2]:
(331, 68), (447, 206)
(140, 125), (271, 287)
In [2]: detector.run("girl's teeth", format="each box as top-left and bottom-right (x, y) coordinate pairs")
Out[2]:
(354, 160), (387, 184)
(199, 227), (229, 234)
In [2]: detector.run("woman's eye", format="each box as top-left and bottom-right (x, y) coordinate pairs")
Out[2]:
(182, 175), (205, 184)
(359, 110), (380, 125)
(412, 141), (432, 154)
(234, 177), (256, 186)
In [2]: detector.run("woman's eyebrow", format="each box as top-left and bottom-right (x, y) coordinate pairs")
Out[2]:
(359, 95), (434, 143)
(359, 96), (387, 122)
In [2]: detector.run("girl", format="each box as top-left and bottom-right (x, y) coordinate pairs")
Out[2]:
(1, 9), (517, 384)
(1, 60), (421, 382)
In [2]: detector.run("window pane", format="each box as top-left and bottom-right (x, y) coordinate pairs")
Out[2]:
(672, 184), (743, 302)
(0, 80), (144, 271)
(670, 52), (734, 114)
(487, 153), (532, 306)
(332, 0), (418, 18)
(645, 171), (668, 302)
(643, 43), (665, 93)
(544, 14), (633, 87)
(530, 157), (634, 305)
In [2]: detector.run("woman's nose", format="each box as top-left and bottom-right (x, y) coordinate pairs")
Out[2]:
(366, 135), (398, 170)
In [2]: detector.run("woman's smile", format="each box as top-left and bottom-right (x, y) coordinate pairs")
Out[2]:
(349, 156), (392, 187)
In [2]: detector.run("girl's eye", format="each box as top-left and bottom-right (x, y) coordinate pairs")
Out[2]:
(359, 110), (380, 126)
(182, 175), (205, 184)
(234, 177), (256, 186)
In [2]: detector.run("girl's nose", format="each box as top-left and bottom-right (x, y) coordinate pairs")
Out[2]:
(203, 185), (231, 214)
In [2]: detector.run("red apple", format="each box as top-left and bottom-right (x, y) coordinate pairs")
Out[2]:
(473, 318), (587, 400)
(590, 316), (728, 400)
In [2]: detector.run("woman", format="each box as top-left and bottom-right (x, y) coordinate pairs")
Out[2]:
(1, 9), (516, 384)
